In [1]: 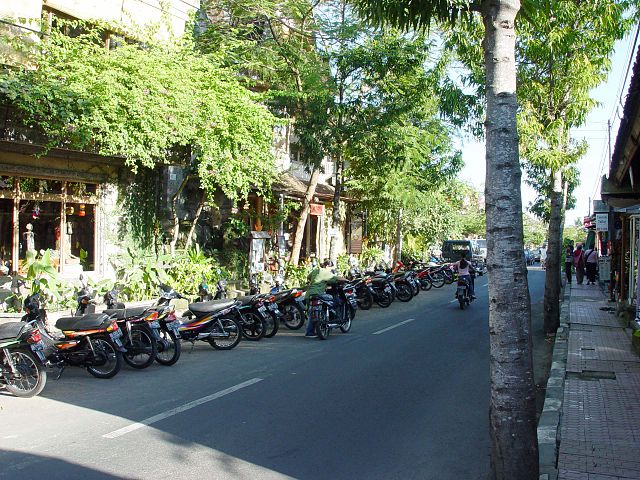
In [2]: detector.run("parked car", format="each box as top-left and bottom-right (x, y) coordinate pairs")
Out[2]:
(533, 249), (541, 262)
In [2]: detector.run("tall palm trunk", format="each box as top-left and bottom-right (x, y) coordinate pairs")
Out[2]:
(290, 168), (320, 266)
(482, 1), (538, 478)
(543, 169), (563, 333)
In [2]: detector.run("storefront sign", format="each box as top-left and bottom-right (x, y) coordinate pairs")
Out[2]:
(595, 214), (608, 232)
(309, 203), (324, 216)
(583, 216), (594, 228)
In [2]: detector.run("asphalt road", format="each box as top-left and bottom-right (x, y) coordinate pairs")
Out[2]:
(0, 269), (546, 480)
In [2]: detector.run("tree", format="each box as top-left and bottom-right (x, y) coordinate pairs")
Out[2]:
(0, 19), (277, 250)
(197, 0), (331, 265)
(517, 0), (633, 333)
(347, 1), (537, 478)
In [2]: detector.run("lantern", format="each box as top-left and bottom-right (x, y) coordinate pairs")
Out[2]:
(78, 203), (86, 217)
(32, 204), (40, 219)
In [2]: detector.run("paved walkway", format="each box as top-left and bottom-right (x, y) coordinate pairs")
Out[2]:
(540, 283), (640, 479)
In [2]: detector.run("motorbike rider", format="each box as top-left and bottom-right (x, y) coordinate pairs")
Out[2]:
(455, 251), (476, 299)
(304, 260), (344, 338)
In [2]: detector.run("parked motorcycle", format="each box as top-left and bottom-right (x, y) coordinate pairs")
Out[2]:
(108, 286), (181, 366)
(178, 290), (242, 350)
(307, 281), (358, 340)
(270, 285), (307, 330)
(0, 321), (48, 397)
(23, 291), (124, 379)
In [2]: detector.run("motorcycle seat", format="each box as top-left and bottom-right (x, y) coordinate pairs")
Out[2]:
(103, 306), (150, 320)
(236, 295), (257, 307)
(309, 294), (334, 304)
(0, 322), (28, 341)
(272, 290), (293, 302)
(56, 313), (111, 332)
(188, 299), (236, 317)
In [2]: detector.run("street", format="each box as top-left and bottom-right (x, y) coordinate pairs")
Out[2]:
(0, 270), (546, 480)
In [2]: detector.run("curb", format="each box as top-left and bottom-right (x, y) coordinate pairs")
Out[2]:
(537, 286), (570, 480)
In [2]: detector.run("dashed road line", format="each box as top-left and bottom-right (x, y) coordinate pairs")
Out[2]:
(103, 378), (263, 439)
(373, 319), (415, 335)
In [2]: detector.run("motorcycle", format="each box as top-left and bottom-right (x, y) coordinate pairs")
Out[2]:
(107, 286), (182, 366)
(270, 283), (307, 330)
(178, 291), (243, 350)
(0, 321), (48, 397)
(456, 273), (475, 310)
(23, 291), (124, 379)
(307, 281), (358, 340)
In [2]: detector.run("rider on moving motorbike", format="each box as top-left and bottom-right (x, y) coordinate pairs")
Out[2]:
(455, 252), (476, 299)
(305, 260), (344, 338)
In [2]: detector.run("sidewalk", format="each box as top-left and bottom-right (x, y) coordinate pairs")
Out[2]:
(538, 283), (640, 480)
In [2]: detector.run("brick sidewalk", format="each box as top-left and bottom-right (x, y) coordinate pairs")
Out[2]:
(556, 284), (640, 480)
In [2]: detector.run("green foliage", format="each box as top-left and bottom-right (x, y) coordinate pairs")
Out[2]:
(523, 214), (547, 248)
(284, 262), (312, 288)
(358, 246), (384, 270)
(165, 248), (229, 297)
(336, 254), (351, 277)
(24, 250), (75, 311)
(120, 168), (162, 251)
(218, 247), (249, 281)
(0, 18), (277, 202)
(111, 247), (171, 301)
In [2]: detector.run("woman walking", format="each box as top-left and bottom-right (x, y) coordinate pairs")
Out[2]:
(573, 244), (585, 285)
(565, 246), (573, 284)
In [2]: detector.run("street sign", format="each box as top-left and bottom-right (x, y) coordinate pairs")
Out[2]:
(595, 214), (608, 232)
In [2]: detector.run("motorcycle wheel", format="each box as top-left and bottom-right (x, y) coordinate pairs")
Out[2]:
(458, 296), (465, 310)
(430, 272), (446, 288)
(443, 270), (454, 285)
(375, 291), (392, 308)
(339, 307), (354, 333)
(419, 277), (432, 291)
(315, 308), (330, 340)
(282, 303), (305, 330)
(87, 335), (122, 378)
(208, 318), (242, 350)
(241, 312), (266, 341)
(412, 281), (419, 296)
(123, 325), (157, 369)
(155, 328), (181, 366)
(263, 313), (279, 338)
(3, 349), (47, 398)
(395, 283), (413, 302)
(357, 290), (373, 310)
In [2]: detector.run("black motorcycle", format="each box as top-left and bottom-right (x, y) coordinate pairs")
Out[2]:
(456, 273), (476, 310)
(107, 286), (182, 366)
(270, 286), (307, 330)
(0, 321), (48, 397)
(307, 281), (358, 340)
(177, 289), (243, 350)
(23, 292), (125, 379)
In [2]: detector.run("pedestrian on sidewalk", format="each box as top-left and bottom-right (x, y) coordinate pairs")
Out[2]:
(565, 246), (573, 284)
(573, 244), (585, 284)
(584, 247), (598, 284)
(540, 246), (548, 270)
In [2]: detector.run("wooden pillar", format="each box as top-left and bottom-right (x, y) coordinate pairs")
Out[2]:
(621, 217), (627, 302)
(60, 182), (67, 274)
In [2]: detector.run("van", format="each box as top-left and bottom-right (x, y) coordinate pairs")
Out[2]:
(441, 239), (485, 275)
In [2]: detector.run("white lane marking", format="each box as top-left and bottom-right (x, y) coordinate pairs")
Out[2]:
(373, 319), (415, 335)
(482, 283), (488, 287)
(103, 378), (263, 439)
(449, 299), (458, 303)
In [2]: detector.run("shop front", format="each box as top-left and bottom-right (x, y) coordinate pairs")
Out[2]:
(0, 142), (122, 276)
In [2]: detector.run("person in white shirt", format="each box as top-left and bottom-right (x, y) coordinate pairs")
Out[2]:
(583, 247), (598, 285)
(540, 246), (548, 270)
(454, 252), (476, 298)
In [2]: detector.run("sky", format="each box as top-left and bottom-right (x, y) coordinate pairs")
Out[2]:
(457, 28), (639, 226)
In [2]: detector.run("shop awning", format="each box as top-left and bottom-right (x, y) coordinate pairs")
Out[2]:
(601, 174), (640, 208)
(272, 172), (354, 203)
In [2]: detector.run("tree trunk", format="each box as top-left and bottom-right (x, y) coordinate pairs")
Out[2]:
(395, 208), (403, 264)
(328, 156), (343, 264)
(170, 174), (191, 257)
(185, 190), (207, 251)
(482, 1), (539, 478)
(290, 168), (320, 266)
(543, 169), (563, 333)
